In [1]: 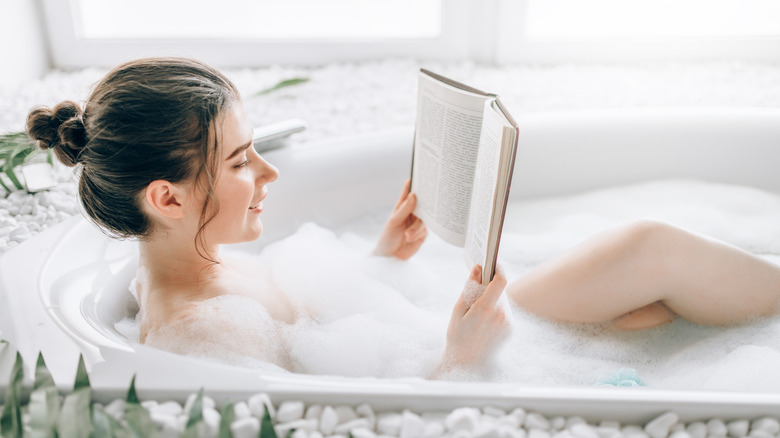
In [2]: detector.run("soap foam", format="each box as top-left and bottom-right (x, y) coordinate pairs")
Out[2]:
(120, 179), (780, 391)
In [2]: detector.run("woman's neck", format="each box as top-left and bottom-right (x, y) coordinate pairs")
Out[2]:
(138, 234), (224, 293)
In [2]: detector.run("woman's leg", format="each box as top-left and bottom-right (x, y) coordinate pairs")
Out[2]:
(507, 220), (780, 327)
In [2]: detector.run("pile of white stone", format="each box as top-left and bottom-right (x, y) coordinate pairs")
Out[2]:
(0, 176), (78, 253)
(93, 392), (780, 438)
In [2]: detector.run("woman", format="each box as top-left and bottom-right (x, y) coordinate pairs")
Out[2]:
(25, 57), (780, 375)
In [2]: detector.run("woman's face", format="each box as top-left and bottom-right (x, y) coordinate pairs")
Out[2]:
(196, 102), (279, 245)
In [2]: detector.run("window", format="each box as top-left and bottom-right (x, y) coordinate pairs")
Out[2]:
(42, 0), (780, 67)
(76, 0), (441, 40)
(43, 0), (469, 68)
(496, 0), (780, 63)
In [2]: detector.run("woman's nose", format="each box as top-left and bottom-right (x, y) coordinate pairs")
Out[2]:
(255, 155), (279, 183)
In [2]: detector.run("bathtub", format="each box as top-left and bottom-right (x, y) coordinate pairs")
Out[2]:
(3, 108), (780, 423)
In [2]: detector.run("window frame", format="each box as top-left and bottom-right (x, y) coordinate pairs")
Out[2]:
(42, 0), (780, 68)
(495, 0), (780, 63)
(41, 0), (476, 68)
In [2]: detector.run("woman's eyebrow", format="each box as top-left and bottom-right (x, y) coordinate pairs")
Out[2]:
(226, 141), (253, 160)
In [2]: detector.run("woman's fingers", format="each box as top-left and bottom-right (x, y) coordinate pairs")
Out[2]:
(391, 192), (417, 225)
(476, 264), (507, 309)
(393, 178), (412, 210)
(405, 218), (427, 241)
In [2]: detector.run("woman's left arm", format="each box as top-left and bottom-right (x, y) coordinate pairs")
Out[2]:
(373, 179), (428, 260)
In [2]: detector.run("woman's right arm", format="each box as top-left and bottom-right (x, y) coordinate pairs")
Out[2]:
(430, 265), (512, 378)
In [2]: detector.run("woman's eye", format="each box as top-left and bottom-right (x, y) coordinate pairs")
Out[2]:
(234, 159), (250, 169)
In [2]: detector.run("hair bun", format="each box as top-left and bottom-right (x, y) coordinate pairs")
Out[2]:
(26, 100), (86, 167)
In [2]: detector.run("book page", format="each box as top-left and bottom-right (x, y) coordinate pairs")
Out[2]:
(411, 72), (490, 247)
(464, 100), (504, 280)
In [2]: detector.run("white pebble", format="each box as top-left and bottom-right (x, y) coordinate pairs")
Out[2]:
(306, 404), (323, 420)
(233, 401), (251, 419)
(550, 417), (566, 431)
(751, 418), (780, 436)
(526, 412), (551, 430)
(278, 401), (306, 423)
(554, 431), (575, 438)
(104, 399), (126, 421)
(599, 422), (622, 438)
(686, 422), (707, 438)
(141, 400), (159, 410)
(708, 419), (728, 437)
(484, 406), (507, 418)
(645, 412), (679, 438)
(9, 225), (28, 238)
(669, 431), (691, 438)
(278, 419), (319, 436)
(530, 429), (552, 438)
(401, 410), (426, 438)
(510, 408), (527, 426)
(474, 423), (501, 438)
(197, 407), (220, 438)
(727, 420), (749, 437)
(335, 405), (358, 424)
(377, 412), (403, 436)
(320, 406), (339, 435)
(355, 403), (376, 429)
(499, 427), (528, 438)
(248, 393), (276, 420)
(623, 425), (649, 438)
(335, 418), (370, 435)
(445, 408), (481, 433)
(749, 432), (774, 438)
(351, 427), (377, 438)
(309, 432), (323, 438)
(231, 417), (261, 438)
(290, 430), (308, 438)
(571, 424), (601, 438)
(423, 421), (446, 438)
(498, 414), (522, 429)
(150, 411), (177, 430)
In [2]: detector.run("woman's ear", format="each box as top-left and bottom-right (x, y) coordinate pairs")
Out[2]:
(144, 180), (187, 219)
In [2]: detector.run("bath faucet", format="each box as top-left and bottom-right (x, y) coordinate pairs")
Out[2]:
(253, 119), (307, 153)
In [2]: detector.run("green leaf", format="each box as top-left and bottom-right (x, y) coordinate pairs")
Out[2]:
(92, 406), (128, 438)
(124, 375), (159, 438)
(217, 401), (234, 438)
(260, 408), (277, 438)
(0, 177), (10, 194)
(125, 403), (159, 438)
(0, 131), (42, 191)
(182, 389), (204, 438)
(28, 355), (61, 438)
(125, 375), (140, 405)
(74, 354), (90, 391)
(0, 352), (23, 438)
(3, 167), (22, 191)
(250, 77), (310, 98)
(27, 386), (61, 438)
(56, 387), (92, 438)
(285, 429), (296, 438)
(34, 353), (56, 391)
(56, 354), (93, 438)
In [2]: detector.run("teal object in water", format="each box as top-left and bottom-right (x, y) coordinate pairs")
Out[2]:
(595, 368), (647, 387)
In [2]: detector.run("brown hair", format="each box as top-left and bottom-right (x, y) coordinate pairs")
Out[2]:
(26, 57), (240, 259)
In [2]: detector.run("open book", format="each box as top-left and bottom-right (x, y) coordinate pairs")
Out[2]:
(411, 69), (519, 285)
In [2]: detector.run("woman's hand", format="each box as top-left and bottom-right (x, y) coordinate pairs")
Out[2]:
(373, 179), (428, 260)
(438, 264), (512, 372)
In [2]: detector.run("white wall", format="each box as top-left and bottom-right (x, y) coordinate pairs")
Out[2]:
(0, 0), (51, 92)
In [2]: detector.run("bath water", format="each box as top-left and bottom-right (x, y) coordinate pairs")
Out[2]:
(121, 179), (780, 391)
